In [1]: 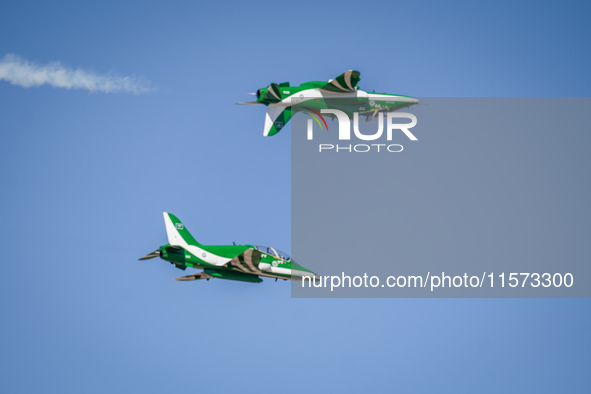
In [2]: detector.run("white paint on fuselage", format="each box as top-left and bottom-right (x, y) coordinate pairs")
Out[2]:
(283, 88), (418, 106)
(163, 212), (231, 266)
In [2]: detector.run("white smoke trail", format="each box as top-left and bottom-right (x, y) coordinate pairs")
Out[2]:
(0, 54), (152, 94)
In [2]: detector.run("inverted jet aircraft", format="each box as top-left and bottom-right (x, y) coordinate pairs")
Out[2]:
(238, 70), (419, 136)
(140, 212), (316, 283)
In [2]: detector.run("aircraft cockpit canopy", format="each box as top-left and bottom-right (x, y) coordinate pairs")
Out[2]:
(255, 245), (291, 261)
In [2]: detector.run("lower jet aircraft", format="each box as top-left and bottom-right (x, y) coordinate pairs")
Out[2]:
(238, 70), (419, 136)
(140, 212), (317, 283)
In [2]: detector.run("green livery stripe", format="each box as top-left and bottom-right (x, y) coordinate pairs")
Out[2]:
(204, 269), (263, 283)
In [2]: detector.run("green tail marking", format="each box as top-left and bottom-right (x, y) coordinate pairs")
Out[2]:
(267, 107), (292, 136)
(166, 212), (202, 246)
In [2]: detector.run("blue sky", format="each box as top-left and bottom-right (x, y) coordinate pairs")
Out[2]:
(1, 1), (590, 392)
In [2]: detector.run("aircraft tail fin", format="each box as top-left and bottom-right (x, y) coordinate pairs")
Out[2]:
(264, 104), (292, 136)
(163, 212), (202, 247)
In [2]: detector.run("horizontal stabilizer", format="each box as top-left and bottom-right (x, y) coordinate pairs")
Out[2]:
(175, 272), (213, 281)
(139, 250), (160, 260)
(237, 101), (262, 105)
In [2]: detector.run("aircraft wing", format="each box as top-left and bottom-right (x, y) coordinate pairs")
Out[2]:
(264, 104), (292, 136)
(321, 70), (361, 93)
(174, 272), (213, 281)
(357, 98), (419, 121)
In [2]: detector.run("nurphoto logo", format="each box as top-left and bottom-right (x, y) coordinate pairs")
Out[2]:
(305, 109), (418, 153)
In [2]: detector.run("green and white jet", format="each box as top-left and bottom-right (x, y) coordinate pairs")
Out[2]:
(238, 70), (419, 136)
(140, 212), (316, 283)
